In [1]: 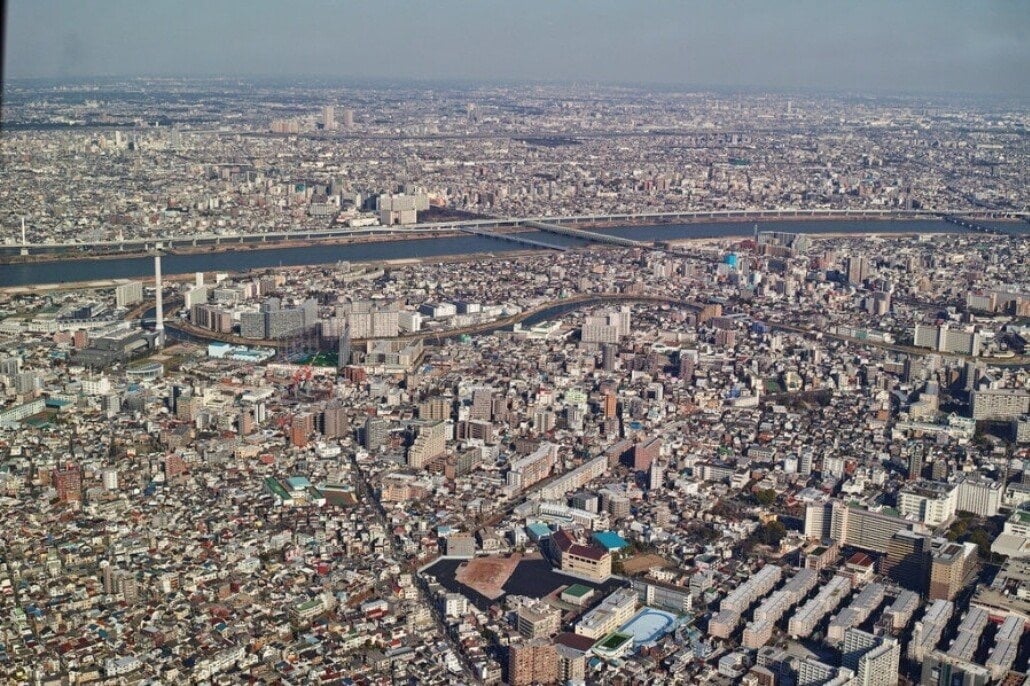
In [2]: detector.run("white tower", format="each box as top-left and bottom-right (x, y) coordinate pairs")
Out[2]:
(154, 245), (165, 346)
(20, 218), (28, 256)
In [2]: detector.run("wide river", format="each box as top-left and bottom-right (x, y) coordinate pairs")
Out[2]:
(2, 219), (1025, 288)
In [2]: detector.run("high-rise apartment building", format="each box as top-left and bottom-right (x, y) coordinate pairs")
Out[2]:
(929, 541), (978, 601)
(115, 281), (143, 308)
(971, 389), (1030, 420)
(363, 417), (389, 451)
(842, 629), (900, 686)
(408, 420), (447, 468)
(321, 105), (335, 130)
(508, 640), (558, 686)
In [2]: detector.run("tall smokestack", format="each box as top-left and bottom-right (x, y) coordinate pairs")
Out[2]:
(20, 218), (28, 256)
(154, 248), (165, 346)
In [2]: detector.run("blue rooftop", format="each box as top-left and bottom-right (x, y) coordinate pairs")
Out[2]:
(592, 531), (629, 551)
(527, 522), (552, 540)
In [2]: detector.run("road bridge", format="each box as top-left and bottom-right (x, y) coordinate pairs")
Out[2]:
(459, 226), (567, 251)
(522, 219), (648, 248)
(941, 215), (1006, 235)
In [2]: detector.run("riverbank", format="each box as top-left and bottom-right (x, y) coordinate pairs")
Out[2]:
(6, 212), (1013, 266)
(3, 217), (1023, 290)
(0, 246), (553, 294)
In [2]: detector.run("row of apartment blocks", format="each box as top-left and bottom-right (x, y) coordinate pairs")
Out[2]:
(788, 574), (853, 639)
(826, 582), (885, 644)
(909, 599), (953, 662)
(742, 568), (818, 649)
(709, 565), (782, 640)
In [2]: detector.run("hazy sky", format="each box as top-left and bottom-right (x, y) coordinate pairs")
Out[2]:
(5, 1), (1029, 97)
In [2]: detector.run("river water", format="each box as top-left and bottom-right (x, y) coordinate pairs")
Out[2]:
(2, 219), (1024, 288)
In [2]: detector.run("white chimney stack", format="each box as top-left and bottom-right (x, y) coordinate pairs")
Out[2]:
(154, 247), (165, 346)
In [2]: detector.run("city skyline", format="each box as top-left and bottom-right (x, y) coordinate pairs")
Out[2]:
(4, 1), (1029, 98)
(0, 4), (1028, 685)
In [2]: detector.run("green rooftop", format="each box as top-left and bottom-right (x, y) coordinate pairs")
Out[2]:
(563, 584), (593, 598)
(596, 632), (632, 651)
